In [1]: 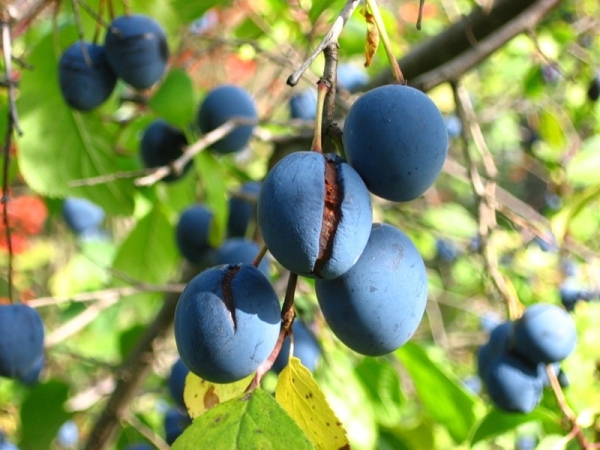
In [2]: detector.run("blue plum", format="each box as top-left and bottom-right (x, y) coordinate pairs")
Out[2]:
(0, 433), (17, 450)
(215, 238), (269, 277)
(0, 304), (45, 382)
(58, 42), (117, 111)
(18, 354), (44, 385)
(62, 197), (105, 235)
(140, 119), (190, 182)
(227, 181), (261, 238)
(164, 407), (191, 445)
(258, 151), (372, 280)
(104, 14), (168, 89)
(444, 115), (462, 139)
(196, 85), (258, 154)
(476, 321), (513, 380)
(315, 223), (427, 356)
(435, 237), (459, 263)
(588, 72), (600, 101)
(174, 264), (281, 383)
(175, 205), (214, 265)
(289, 89), (317, 120)
(337, 63), (369, 93)
(56, 420), (79, 448)
(513, 304), (577, 364)
(168, 358), (189, 410)
(272, 320), (321, 374)
(484, 352), (543, 413)
(343, 84), (448, 202)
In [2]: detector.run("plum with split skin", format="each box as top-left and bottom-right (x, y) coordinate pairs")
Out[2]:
(174, 264), (281, 383)
(258, 151), (372, 280)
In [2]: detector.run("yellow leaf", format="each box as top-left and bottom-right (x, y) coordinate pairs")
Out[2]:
(275, 357), (350, 450)
(363, 6), (379, 67)
(184, 372), (254, 419)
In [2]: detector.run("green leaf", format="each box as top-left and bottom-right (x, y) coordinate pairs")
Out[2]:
(422, 203), (478, 239)
(565, 135), (600, 187)
(149, 69), (196, 128)
(469, 408), (561, 446)
(17, 29), (135, 215)
(195, 151), (228, 247)
(539, 109), (566, 150)
(172, 0), (229, 24)
(112, 203), (178, 284)
(551, 182), (600, 243)
(172, 388), (314, 450)
(396, 342), (480, 443)
(19, 381), (71, 450)
(355, 357), (404, 427)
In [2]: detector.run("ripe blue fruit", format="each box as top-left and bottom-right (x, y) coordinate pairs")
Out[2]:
(289, 89), (317, 120)
(484, 352), (543, 413)
(215, 238), (269, 277)
(104, 14), (168, 89)
(140, 119), (190, 182)
(337, 63), (369, 93)
(62, 197), (105, 235)
(0, 304), (45, 382)
(315, 223), (427, 356)
(343, 84), (448, 202)
(175, 205), (214, 265)
(56, 420), (79, 448)
(435, 237), (459, 263)
(0, 433), (18, 450)
(513, 304), (577, 364)
(227, 181), (260, 238)
(272, 320), (321, 374)
(174, 264), (281, 383)
(18, 354), (44, 385)
(588, 72), (600, 101)
(168, 358), (189, 410)
(477, 321), (513, 380)
(164, 407), (191, 445)
(197, 85), (258, 154)
(258, 151), (372, 280)
(58, 42), (117, 111)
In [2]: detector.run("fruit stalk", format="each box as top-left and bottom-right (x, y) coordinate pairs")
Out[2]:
(310, 79), (330, 153)
(245, 272), (298, 392)
(364, 0), (405, 84)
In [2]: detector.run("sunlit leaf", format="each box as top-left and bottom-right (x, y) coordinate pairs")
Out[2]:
(396, 342), (481, 443)
(195, 151), (228, 247)
(149, 69), (196, 128)
(276, 357), (350, 450)
(17, 28), (135, 215)
(172, 388), (314, 449)
(184, 372), (253, 419)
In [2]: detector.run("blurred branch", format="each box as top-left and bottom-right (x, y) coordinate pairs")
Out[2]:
(371, 0), (564, 91)
(83, 263), (198, 450)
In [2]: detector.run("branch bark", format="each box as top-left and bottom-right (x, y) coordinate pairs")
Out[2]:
(83, 263), (198, 450)
(370, 0), (565, 91)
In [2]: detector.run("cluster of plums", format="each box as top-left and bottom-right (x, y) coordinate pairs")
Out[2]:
(58, 14), (169, 111)
(172, 81), (448, 385)
(138, 84), (258, 182)
(0, 303), (45, 385)
(477, 303), (576, 413)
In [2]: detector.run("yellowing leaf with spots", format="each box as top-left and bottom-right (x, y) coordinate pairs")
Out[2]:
(184, 372), (254, 419)
(275, 357), (350, 450)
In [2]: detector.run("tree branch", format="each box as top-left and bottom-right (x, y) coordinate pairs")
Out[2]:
(370, 0), (564, 91)
(83, 263), (198, 450)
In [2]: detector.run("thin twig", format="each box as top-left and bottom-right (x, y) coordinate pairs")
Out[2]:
(135, 117), (258, 187)
(287, 0), (361, 86)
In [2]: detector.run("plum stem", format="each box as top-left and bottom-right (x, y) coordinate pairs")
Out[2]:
(245, 272), (298, 392)
(287, 0), (361, 86)
(310, 80), (330, 153)
(416, 0), (425, 30)
(252, 244), (268, 269)
(364, 0), (405, 84)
